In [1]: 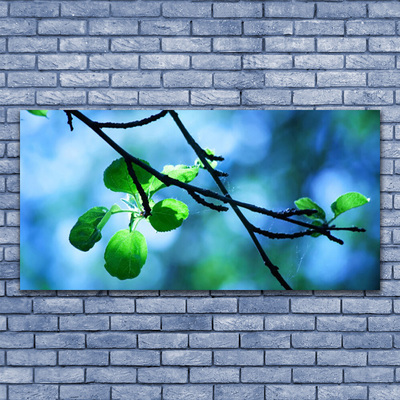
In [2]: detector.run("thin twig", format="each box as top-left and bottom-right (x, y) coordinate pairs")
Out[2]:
(252, 225), (316, 240)
(124, 157), (151, 217)
(65, 111), (74, 131)
(168, 110), (293, 290)
(95, 110), (168, 129)
(188, 191), (229, 212)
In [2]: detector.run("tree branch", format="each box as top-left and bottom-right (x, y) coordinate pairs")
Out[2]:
(94, 110), (168, 129)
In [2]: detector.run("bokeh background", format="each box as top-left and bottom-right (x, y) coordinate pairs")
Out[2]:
(20, 110), (380, 290)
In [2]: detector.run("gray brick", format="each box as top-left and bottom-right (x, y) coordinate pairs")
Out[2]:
(163, 71), (211, 88)
(112, 71), (160, 88)
(0, 297), (31, 313)
(7, 349), (56, 366)
(38, 54), (87, 70)
(90, 54), (138, 70)
(295, 55), (344, 69)
(163, 385), (212, 400)
(292, 298), (341, 313)
(89, 19), (138, 35)
(0, 262), (19, 278)
(214, 315), (263, 331)
(293, 367), (342, 383)
(345, 367), (393, 383)
(193, 20), (241, 36)
(370, 38), (400, 52)
(112, 385), (161, 400)
(0, 367), (32, 383)
(369, 316), (400, 331)
(35, 367), (84, 383)
(0, 3), (6, 17)
(318, 350), (366, 366)
(111, 315), (160, 330)
(244, 21), (293, 36)
(61, 2), (110, 17)
(242, 89), (291, 105)
(344, 90), (393, 105)
(370, 71), (400, 87)
(266, 72), (315, 88)
(162, 315), (211, 331)
(111, 38), (160, 52)
(190, 367), (239, 383)
(8, 315), (57, 331)
(162, 38), (210, 53)
(9, 385), (58, 399)
(0, 55), (35, 69)
(265, 385), (316, 400)
(0, 19), (36, 35)
(60, 385), (110, 400)
(60, 315), (109, 331)
(11, 2), (59, 17)
(187, 298), (237, 313)
(139, 333), (188, 349)
(163, 2), (210, 18)
(110, 350), (159, 366)
(140, 21), (190, 36)
(241, 333), (290, 349)
(317, 316), (366, 331)
(60, 72), (109, 87)
(86, 367), (136, 383)
(38, 19), (85, 35)
(318, 385), (367, 400)
(346, 55), (395, 69)
(6, 143), (19, 159)
(318, 71), (366, 87)
(294, 89), (342, 105)
(295, 20), (344, 35)
(317, 3), (366, 18)
(189, 333), (238, 348)
(239, 297), (289, 313)
(242, 367), (291, 383)
(6, 176), (20, 193)
(37, 90), (86, 105)
(369, 350), (400, 365)
(347, 20), (395, 36)
(369, 2), (400, 18)
(292, 333), (341, 349)
(214, 38), (262, 53)
(112, 2), (160, 17)
(140, 55), (189, 70)
(264, 37), (315, 53)
(192, 55), (241, 70)
(0, 227), (19, 243)
(214, 350), (263, 366)
(33, 298), (82, 314)
(318, 38), (366, 53)
(162, 350), (211, 366)
(343, 299), (392, 314)
(9, 37), (57, 53)
(87, 332), (136, 349)
(191, 90), (240, 106)
(265, 350), (315, 365)
(265, 315), (314, 331)
(59, 350), (108, 366)
(139, 90), (189, 106)
(382, 142), (400, 158)
(264, 2), (314, 18)
(60, 38), (108, 52)
(213, 3), (262, 18)
(0, 332), (33, 348)
(382, 194), (393, 209)
(0, 193), (19, 209)
(214, 385), (264, 400)
(343, 333), (392, 349)
(138, 367), (187, 383)
(85, 298), (135, 313)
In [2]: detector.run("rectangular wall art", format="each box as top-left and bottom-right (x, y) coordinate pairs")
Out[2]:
(20, 110), (380, 291)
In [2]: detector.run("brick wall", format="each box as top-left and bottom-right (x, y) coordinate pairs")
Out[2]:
(0, 1), (399, 399)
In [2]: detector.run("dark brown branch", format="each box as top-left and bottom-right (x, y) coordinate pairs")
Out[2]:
(328, 226), (366, 232)
(188, 191), (229, 212)
(124, 157), (151, 217)
(168, 110), (293, 291)
(252, 225), (316, 240)
(95, 110), (168, 129)
(65, 111), (74, 131)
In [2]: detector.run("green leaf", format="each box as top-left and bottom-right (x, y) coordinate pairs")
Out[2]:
(331, 192), (370, 219)
(311, 220), (323, 237)
(69, 206), (109, 251)
(195, 149), (218, 170)
(147, 164), (200, 197)
(104, 229), (147, 280)
(103, 157), (153, 196)
(27, 110), (48, 118)
(110, 204), (122, 213)
(149, 198), (189, 232)
(294, 197), (326, 221)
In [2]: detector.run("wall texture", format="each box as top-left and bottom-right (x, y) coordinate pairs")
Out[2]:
(0, 0), (399, 399)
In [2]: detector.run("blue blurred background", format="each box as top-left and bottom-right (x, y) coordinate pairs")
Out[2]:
(20, 110), (380, 290)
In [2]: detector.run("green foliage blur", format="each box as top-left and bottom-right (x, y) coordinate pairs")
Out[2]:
(20, 110), (380, 290)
